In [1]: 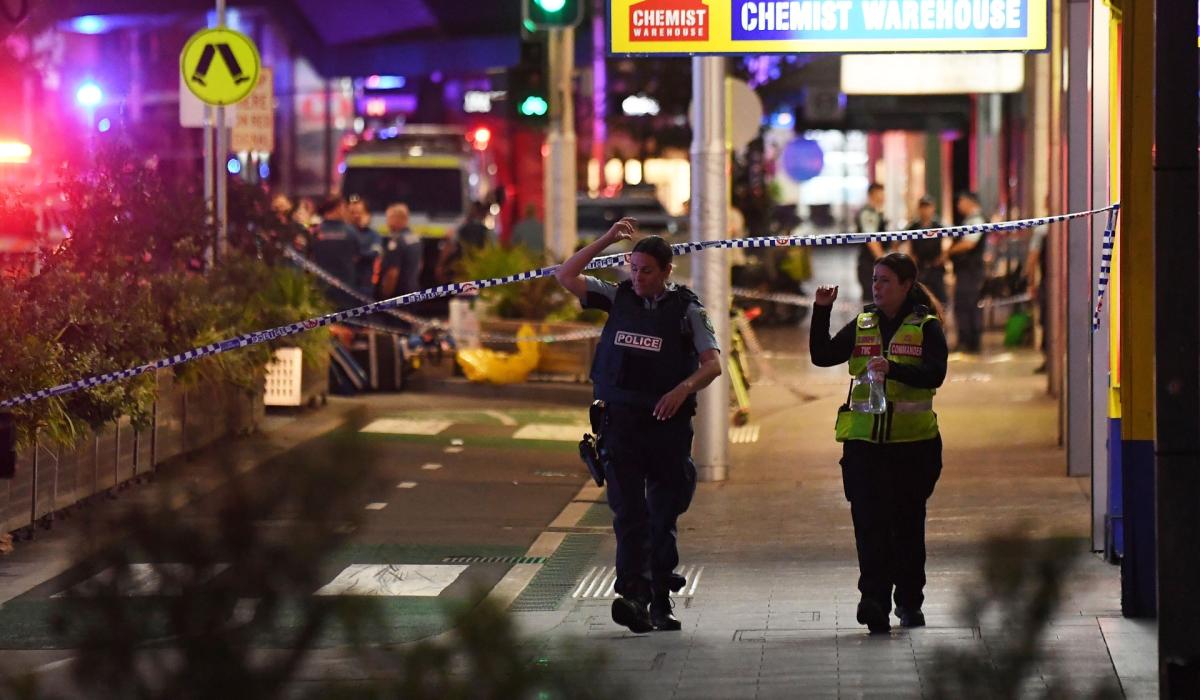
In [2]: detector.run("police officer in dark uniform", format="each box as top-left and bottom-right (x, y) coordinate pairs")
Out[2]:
(947, 191), (987, 353)
(809, 252), (948, 634)
(555, 218), (722, 634)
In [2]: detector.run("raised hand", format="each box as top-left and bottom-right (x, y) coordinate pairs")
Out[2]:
(814, 285), (838, 307)
(605, 217), (636, 243)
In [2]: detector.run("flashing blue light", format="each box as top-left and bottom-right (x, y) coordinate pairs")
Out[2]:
(258, 162), (270, 179)
(226, 157), (242, 175)
(75, 82), (103, 108)
(70, 15), (109, 34)
(365, 75), (405, 90)
(770, 110), (794, 129)
(97, 118), (111, 132)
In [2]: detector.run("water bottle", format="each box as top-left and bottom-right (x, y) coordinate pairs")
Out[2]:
(866, 361), (888, 414)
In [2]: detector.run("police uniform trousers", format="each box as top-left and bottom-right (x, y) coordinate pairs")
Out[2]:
(603, 403), (698, 602)
(840, 435), (942, 613)
(952, 267), (984, 352)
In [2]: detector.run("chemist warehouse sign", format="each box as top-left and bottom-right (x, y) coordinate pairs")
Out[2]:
(609, 0), (1048, 54)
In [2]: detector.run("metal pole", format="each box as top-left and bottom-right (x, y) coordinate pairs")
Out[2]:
(215, 0), (228, 261)
(689, 57), (729, 483)
(544, 27), (577, 262)
(1153, 0), (1200, 693)
(1064, 0), (1091, 480)
(204, 106), (214, 267)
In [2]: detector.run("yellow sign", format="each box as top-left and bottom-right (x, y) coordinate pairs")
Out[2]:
(179, 27), (261, 106)
(609, 0), (1049, 55)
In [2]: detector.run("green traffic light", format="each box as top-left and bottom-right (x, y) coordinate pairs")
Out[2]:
(519, 95), (549, 117)
(534, 0), (567, 12)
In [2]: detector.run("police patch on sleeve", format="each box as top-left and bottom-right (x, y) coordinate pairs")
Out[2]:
(700, 308), (714, 334)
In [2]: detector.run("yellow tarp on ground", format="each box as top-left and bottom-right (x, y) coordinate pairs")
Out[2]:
(455, 324), (540, 384)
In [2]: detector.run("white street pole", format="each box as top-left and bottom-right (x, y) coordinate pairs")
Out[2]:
(544, 27), (577, 262)
(690, 57), (730, 482)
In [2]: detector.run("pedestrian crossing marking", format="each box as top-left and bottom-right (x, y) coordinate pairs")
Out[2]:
(396, 481), (418, 489)
(421, 463), (442, 470)
(571, 565), (704, 599)
(361, 418), (453, 435)
(365, 502), (388, 510)
(729, 424), (761, 444)
(316, 564), (467, 597)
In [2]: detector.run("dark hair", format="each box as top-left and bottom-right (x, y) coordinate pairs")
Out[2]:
(917, 195), (935, 207)
(875, 252), (943, 320)
(317, 197), (344, 216)
(955, 190), (980, 205)
(867, 183), (884, 195)
(632, 235), (672, 270)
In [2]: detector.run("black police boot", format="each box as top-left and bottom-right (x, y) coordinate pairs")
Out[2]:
(667, 572), (687, 593)
(650, 590), (682, 631)
(611, 596), (653, 633)
(895, 606), (925, 628)
(856, 598), (891, 634)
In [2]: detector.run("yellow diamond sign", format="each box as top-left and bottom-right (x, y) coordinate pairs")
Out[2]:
(179, 27), (261, 106)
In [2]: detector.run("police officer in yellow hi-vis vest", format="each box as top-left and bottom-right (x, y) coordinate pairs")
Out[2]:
(809, 252), (948, 634)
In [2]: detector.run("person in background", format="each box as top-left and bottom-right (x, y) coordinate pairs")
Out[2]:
(456, 200), (491, 251)
(308, 197), (360, 303)
(347, 197), (382, 296)
(377, 203), (424, 300)
(293, 197), (318, 229)
(436, 201), (493, 282)
(1025, 224), (1049, 373)
(855, 183), (891, 303)
(510, 204), (545, 260)
(906, 196), (947, 305)
(947, 191), (987, 354)
(269, 194), (311, 253)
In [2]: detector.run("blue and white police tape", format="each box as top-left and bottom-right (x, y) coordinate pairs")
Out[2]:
(0, 204), (1119, 408)
(731, 287), (814, 308)
(1093, 206), (1120, 331)
(281, 247), (445, 331)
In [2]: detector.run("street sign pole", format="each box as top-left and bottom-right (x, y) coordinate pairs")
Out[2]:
(215, 0), (228, 261)
(544, 27), (576, 261)
(204, 105), (214, 267)
(690, 56), (729, 483)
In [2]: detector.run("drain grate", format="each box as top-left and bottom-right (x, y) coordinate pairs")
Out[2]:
(441, 555), (547, 565)
(509, 534), (604, 612)
(576, 501), (611, 528)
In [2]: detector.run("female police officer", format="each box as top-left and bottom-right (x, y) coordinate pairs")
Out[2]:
(809, 252), (947, 634)
(555, 218), (722, 634)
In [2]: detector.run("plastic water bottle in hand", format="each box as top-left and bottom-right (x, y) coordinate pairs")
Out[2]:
(866, 360), (887, 414)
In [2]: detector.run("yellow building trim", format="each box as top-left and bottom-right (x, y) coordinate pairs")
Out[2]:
(1117, 0), (1155, 441)
(1108, 11), (1122, 420)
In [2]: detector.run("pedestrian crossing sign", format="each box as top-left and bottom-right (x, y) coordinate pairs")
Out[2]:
(179, 27), (261, 106)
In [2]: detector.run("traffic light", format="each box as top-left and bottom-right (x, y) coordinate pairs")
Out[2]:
(522, 0), (583, 30)
(509, 39), (548, 124)
(517, 95), (548, 118)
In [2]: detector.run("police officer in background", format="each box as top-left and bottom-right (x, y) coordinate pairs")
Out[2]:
(809, 252), (947, 634)
(947, 191), (987, 353)
(854, 183), (890, 302)
(555, 218), (723, 634)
